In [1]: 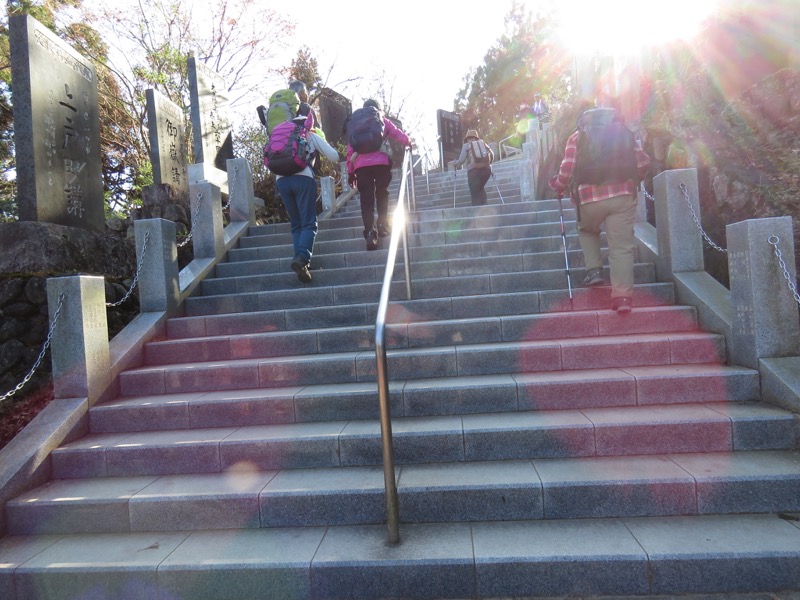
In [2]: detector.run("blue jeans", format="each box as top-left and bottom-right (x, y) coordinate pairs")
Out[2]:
(276, 175), (318, 263)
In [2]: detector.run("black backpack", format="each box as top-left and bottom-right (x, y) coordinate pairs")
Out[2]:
(347, 106), (385, 153)
(572, 108), (639, 187)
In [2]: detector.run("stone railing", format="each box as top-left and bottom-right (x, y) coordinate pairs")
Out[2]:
(0, 159), (344, 534)
(633, 168), (800, 413)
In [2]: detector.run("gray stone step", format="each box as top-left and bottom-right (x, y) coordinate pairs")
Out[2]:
(3, 513), (799, 599)
(8, 450), (800, 536)
(182, 268), (667, 318)
(117, 329), (728, 395)
(91, 363), (762, 432)
(145, 305), (702, 364)
(52, 398), (784, 478)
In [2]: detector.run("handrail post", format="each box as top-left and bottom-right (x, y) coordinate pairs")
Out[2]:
(374, 148), (413, 544)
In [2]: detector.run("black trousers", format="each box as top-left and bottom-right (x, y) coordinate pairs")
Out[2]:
(468, 167), (491, 206)
(355, 164), (392, 232)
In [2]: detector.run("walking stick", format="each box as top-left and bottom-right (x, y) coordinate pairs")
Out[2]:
(452, 169), (457, 209)
(491, 172), (505, 204)
(556, 194), (573, 306)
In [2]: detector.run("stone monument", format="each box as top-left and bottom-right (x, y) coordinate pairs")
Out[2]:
(9, 14), (104, 232)
(319, 88), (352, 149)
(437, 109), (462, 169)
(146, 89), (188, 194)
(187, 57), (233, 170)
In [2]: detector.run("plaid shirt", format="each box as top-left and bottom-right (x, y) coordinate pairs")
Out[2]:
(549, 130), (651, 203)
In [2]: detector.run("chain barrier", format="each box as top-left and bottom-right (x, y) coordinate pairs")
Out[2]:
(222, 166), (238, 211)
(768, 235), (800, 306)
(678, 183), (728, 253)
(0, 292), (65, 404)
(640, 183), (655, 204)
(106, 229), (150, 308)
(178, 191), (203, 248)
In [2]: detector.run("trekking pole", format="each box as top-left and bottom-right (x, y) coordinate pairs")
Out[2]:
(452, 168), (457, 209)
(556, 194), (574, 307)
(491, 172), (505, 204)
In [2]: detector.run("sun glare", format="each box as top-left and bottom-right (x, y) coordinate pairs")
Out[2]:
(552, 0), (721, 56)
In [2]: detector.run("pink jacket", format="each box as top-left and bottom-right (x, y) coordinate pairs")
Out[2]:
(346, 117), (411, 174)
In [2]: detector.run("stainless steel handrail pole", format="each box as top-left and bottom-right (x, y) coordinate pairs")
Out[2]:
(374, 147), (413, 543)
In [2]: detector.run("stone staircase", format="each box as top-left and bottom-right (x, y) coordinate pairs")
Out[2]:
(1, 160), (799, 599)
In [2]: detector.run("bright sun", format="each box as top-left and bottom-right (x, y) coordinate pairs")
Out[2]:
(551, 0), (721, 56)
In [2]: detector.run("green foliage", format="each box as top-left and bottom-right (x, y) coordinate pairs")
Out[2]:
(453, 1), (570, 143)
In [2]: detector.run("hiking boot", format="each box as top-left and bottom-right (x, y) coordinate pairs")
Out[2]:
(291, 256), (312, 283)
(377, 223), (391, 238)
(365, 229), (379, 251)
(611, 297), (632, 314)
(582, 268), (605, 287)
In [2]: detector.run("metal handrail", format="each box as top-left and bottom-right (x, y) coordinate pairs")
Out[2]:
(497, 133), (521, 161)
(375, 146), (414, 544)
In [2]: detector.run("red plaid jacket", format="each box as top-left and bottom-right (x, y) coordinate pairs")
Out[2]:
(548, 130), (651, 203)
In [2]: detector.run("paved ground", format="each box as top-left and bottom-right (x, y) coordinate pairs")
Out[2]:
(464, 594), (800, 600)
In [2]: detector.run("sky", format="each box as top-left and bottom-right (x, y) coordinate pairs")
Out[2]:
(277, 0), (518, 156)
(276, 0), (721, 157)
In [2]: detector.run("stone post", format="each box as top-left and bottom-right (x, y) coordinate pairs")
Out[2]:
(135, 218), (179, 314)
(520, 142), (536, 202)
(226, 157), (255, 224)
(340, 162), (351, 193)
(321, 176), (334, 211)
(727, 216), (800, 369)
(635, 187), (647, 223)
(189, 180), (224, 259)
(46, 276), (110, 405)
(653, 168), (704, 279)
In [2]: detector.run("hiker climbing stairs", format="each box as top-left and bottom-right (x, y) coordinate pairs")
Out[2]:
(1, 159), (799, 600)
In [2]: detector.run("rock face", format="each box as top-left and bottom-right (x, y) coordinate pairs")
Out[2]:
(0, 221), (136, 277)
(0, 221), (139, 402)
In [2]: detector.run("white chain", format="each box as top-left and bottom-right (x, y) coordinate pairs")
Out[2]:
(178, 191), (203, 248)
(768, 235), (800, 306)
(679, 183), (728, 253)
(640, 182), (655, 203)
(106, 229), (150, 307)
(0, 292), (65, 404)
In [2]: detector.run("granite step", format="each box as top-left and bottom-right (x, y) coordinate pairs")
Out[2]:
(3, 513), (799, 599)
(144, 305), (702, 363)
(8, 450), (800, 536)
(118, 330), (728, 395)
(92, 364), (762, 433)
(52, 399), (785, 478)
(176, 282), (677, 330)
(181, 270), (668, 318)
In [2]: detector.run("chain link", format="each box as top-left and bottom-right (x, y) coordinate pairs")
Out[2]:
(0, 292), (65, 404)
(640, 182), (655, 203)
(106, 229), (150, 307)
(768, 235), (800, 306)
(222, 165), (239, 211)
(679, 183), (728, 253)
(178, 191), (203, 248)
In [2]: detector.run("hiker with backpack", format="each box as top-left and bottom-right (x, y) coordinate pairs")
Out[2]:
(449, 129), (494, 206)
(548, 100), (650, 314)
(265, 104), (339, 283)
(258, 80), (318, 136)
(346, 98), (412, 251)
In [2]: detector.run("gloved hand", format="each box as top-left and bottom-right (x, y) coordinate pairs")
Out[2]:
(348, 173), (357, 188)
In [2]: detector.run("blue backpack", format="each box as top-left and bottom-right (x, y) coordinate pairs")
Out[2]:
(346, 106), (385, 153)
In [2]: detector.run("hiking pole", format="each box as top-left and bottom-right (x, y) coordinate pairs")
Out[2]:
(556, 194), (574, 307)
(452, 168), (457, 208)
(491, 172), (505, 204)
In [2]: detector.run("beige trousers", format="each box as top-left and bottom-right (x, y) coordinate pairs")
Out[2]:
(577, 193), (637, 299)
